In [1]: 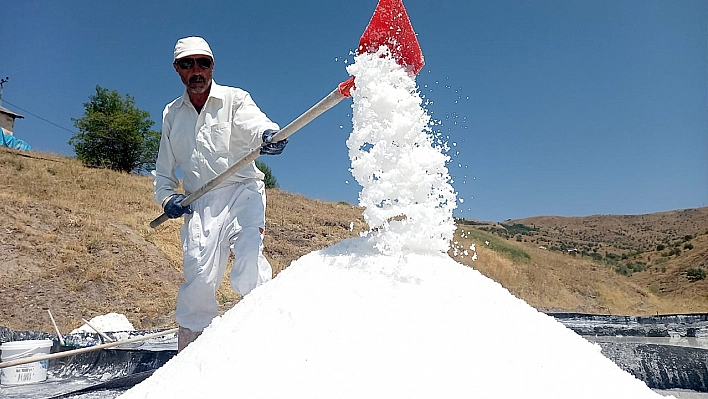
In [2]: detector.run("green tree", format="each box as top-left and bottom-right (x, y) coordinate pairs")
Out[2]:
(256, 160), (278, 189)
(70, 86), (159, 173)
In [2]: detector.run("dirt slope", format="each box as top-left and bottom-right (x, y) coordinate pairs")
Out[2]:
(0, 148), (365, 332)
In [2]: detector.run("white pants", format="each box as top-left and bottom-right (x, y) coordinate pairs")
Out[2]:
(175, 179), (272, 331)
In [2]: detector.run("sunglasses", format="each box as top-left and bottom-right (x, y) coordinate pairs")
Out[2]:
(175, 57), (212, 70)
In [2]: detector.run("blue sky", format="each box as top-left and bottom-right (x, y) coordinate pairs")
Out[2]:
(2, 0), (706, 222)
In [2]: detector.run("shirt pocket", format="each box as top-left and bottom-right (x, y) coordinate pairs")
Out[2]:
(210, 122), (232, 154)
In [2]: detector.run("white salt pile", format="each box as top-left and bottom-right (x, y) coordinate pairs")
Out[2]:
(70, 313), (135, 334)
(118, 49), (670, 399)
(120, 237), (668, 399)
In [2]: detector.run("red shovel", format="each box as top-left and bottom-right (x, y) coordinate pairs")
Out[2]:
(151, 0), (425, 228)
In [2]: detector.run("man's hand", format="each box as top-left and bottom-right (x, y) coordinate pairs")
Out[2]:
(164, 194), (193, 218)
(260, 129), (288, 155)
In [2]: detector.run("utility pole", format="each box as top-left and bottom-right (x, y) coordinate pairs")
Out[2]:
(0, 77), (8, 107)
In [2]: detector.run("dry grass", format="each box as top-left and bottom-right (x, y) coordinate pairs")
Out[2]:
(1, 147), (706, 334)
(509, 210), (708, 254)
(451, 225), (708, 315)
(0, 150), (181, 331)
(0, 147), (365, 332)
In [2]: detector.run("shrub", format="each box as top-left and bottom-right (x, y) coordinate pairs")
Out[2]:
(605, 253), (621, 265)
(614, 262), (647, 276)
(256, 160), (278, 189)
(615, 264), (632, 276)
(632, 262), (647, 272)
(500, 223), (539, 236)
(687, 268), (706, 282)
(459, 228), (531, 262)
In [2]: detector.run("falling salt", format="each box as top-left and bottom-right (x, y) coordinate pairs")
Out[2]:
(345, 47), (456, 255)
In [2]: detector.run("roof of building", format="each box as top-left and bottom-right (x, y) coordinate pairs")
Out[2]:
(0, 105), (24, 119)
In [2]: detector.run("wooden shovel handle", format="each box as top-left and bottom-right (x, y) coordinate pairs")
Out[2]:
(0, 328), (179, 370)
(150, 87), (347, 229)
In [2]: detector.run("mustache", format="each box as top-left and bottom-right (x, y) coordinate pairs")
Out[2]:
(189, 75), (206, 84)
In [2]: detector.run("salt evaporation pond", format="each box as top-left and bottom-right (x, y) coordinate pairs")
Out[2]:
(118, 49), (671, 399)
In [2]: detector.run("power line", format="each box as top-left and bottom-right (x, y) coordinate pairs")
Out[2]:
(2, 99), (76, 134)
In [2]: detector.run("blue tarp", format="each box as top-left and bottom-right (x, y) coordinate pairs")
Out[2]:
(1, 131), (31, 151)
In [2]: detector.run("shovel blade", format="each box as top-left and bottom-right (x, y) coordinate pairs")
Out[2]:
(359, 0), (424, 74)
(339, 0), (424, 97)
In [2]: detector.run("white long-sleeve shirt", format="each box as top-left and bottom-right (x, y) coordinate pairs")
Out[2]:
(154, 81), (279, 205)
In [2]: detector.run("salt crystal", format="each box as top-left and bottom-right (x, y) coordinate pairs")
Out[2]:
(345, 47), (456, 255)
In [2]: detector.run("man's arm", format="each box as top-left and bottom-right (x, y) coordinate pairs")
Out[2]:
(153, 109), (180, 205)
(231, 90), (280, 148)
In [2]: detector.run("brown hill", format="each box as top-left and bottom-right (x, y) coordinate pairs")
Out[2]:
(509, 211), (708, 300)
(456, 210), (708, 313)
(511, 210), (708, 254)
(1, 147), (706, 334)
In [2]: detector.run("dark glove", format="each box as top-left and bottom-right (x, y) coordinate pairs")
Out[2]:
(164, 194), (193, 219)
(260, 129), (288, 155)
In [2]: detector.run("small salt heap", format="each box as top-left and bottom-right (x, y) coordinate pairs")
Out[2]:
(70, 312), (135, 333)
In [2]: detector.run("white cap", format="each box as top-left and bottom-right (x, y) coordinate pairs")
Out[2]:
(173, 37), (213, 62)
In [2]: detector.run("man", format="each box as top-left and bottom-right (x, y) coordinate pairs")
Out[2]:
(154, 36), (287, 352)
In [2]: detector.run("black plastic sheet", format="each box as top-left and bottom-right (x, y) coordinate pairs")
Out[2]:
(1, 330), (176, 399)
(2, 314), (708, 397)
